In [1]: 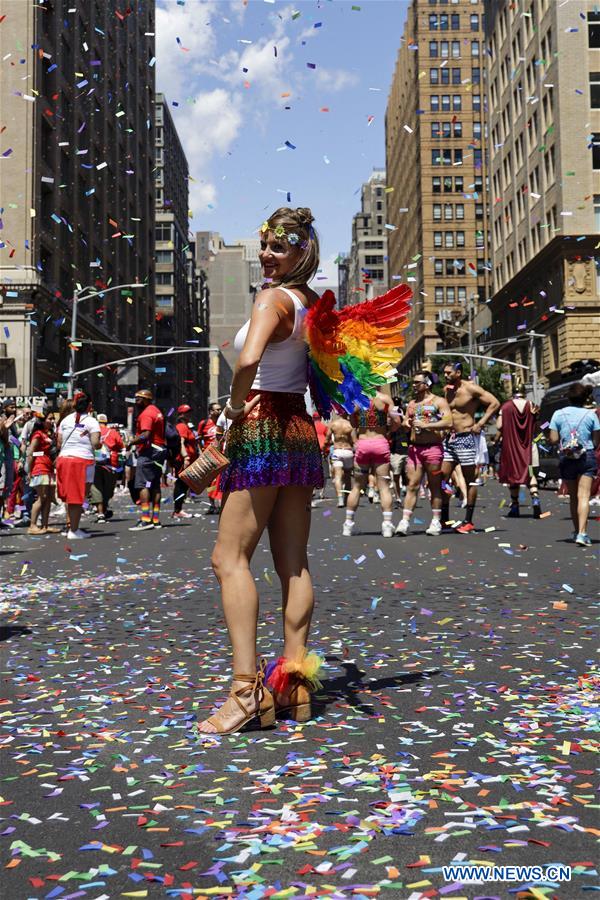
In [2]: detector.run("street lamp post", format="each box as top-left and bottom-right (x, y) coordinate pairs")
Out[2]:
(67, 282), (145, 399)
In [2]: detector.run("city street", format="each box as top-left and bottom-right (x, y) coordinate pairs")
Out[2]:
(0, 483), (598, 898)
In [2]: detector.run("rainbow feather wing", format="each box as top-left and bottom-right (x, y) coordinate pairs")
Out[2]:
(305, 285), (412, 415)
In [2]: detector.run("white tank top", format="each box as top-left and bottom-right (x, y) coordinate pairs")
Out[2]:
(233, 287), (310, 394)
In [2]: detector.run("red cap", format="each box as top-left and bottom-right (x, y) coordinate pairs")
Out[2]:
(177, 404), (191, 414)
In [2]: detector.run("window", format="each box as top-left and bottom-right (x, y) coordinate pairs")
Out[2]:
(475, 203), (483, 219)
(452, 67), (461, 84)
(442, 94), (451, 111)
(591, 72), (600, 109)
(456, 231), (465, 247)
(430, 40), (439, 57)
(434, 258), (444, 275)
(455, 176), (463, 192)
(472, 66), (480, 84)
(444, 175), (453, 192)
(432, 176), (442, 193)
(430, 14), (438, 30)
(156, 296), (174, 309)
(473, 93), (481, 112)
(471, 40), (480, 56)
(444, 232), (454, 248)
(451, 13), (459, 30)
(447, 286), (455, 303)
(454, 121), (462, 137)
(442, 121), (452, 138)
(156, 272), (173, 285)
(431, 94), (440, 111)
(445, 259), (455, 275)
(433, 203), (442, 220)
(594, 195), (600, 231)
(593, 133), (600, 170)
(455, 203), (464, 220)
(435, 287), (444, 304)
(434, 231), (443, 248)
(155, 222), (172, 241)
(452, 40), (460, 58)
(474, 148), (482, 168)
(441, 40), (449, 58)
(470, 13), (479, 31)
(441, 67), (450, 84)
(155, 249), (173, 263)
(432, 121), (441, 138)
(458, 287), (466, 304)
(430, 67), (439, 84)
(588, 12), (600, 48)
(440, 13), (449, 30)
(454, 149), (463, 165)
(452, 94), (462, 110)
(473, 120), (482, 139)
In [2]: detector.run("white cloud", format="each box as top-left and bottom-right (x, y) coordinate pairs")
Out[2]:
(314, 67), (360, 93)
(156, 0), (218, 100)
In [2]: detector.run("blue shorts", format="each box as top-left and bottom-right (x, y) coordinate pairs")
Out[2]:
(559, 450), (597, 481)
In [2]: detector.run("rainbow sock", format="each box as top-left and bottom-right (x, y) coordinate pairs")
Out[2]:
(140, 502), (151, 524)
(152, 502), (161, 525)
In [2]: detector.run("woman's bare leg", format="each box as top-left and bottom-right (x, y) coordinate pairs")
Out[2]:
(268, 486), (314, 659)
(375, 462), (393, 512)
(576, 475), (593, 534)
(198, 486), (279, 733)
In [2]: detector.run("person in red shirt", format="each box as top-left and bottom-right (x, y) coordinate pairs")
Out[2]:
(91, 413), (124, 523)
(127, 389), (166, 531)
(26, 413), (60, 535)
(173, 404), (198, 519)
(198, 402), (223, 513)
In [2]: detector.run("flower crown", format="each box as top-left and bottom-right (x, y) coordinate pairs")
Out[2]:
(259, 221), (310, 248)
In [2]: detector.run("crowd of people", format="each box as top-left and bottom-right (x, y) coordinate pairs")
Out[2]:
(1, 370), (599, 547)
(0, 390), (228, 540)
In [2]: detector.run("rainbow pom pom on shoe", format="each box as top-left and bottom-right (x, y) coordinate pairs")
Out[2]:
(265, 648), (323, 722)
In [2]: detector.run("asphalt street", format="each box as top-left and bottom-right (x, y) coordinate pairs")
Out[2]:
(0, 481), (598, 899)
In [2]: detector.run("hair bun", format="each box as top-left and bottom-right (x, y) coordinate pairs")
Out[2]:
(295, 207), (314, 226)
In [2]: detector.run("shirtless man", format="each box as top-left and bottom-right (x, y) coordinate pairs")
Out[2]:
(326, 413), (355, 507)
(441, 362), (500, 533)
(343, 390), (401, 538)
(397, 371), (452, 536)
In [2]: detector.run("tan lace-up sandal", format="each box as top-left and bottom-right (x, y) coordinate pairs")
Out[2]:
(265, 648), (323, 723)
(197, 662), (275, 735)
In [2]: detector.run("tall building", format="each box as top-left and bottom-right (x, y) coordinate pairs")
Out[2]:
(348, 169), (389, 303)
(195, 232), (260, 370)
(185, 238), (211, 414)
(386, 0), (490, 374)
(154, 93), (201, 409)
(0, 0), (156, 414)
(337, 253), (351, 308)
(484, 0), (600, 388)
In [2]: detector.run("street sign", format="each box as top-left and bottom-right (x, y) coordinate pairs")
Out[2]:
(53, 381), (68, 389)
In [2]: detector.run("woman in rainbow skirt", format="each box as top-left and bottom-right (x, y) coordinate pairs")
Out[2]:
(197, 208), (324, 736)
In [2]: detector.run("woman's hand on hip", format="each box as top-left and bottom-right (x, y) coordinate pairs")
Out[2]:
(225, 394), (261, 420)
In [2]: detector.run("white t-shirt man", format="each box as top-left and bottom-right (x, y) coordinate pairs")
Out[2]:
(58, 413), (101, 460)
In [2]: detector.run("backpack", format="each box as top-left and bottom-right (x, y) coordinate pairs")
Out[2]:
(559, 412), (588, 459)
(165, 421), (182, 464)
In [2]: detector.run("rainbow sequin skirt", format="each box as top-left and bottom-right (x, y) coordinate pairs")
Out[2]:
(220, 390), (325, 493)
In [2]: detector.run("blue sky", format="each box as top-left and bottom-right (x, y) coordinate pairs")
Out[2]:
(156, 0), (410, 283)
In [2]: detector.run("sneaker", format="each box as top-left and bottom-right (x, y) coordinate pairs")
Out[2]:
(382, 521), (394, 538)
(129, 521), (154, 531)
(532, 501), (541, 519)
(342, 521), (355, 537)
(311, 499), (320, 508)
(67, 529), (90, 540)
(104, 509), (114, 521)
(575, 532), (592, 547)
(395, 518), (409, 536)
(96, 514), (106, 524)
(456, 521), (475, 534)
(152, 522), (163, 529)
(172, 511), (192, 519)
(570, 531), (577, 542)
(425, 519), (442, 536)
(506, 505), (520, 518)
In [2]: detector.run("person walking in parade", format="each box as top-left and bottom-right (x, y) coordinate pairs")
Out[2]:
(172, 404), (198, 519)
(198, 402), (224, 514)
(127, 389), (166, 531)
(26, 412), (60, 535)
(91, 414), (124, 524)
(497, 386), (542, 518)
(56, 392), (101, 540)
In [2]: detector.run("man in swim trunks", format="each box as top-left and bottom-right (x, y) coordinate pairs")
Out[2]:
(326, 412), (355, 507)
(343, 390), (401, 538)
(396, 371), (452, 536)
(441, 362), (500, 533)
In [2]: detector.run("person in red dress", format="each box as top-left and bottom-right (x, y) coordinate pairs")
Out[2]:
(497, 387), (541, 518)
(173, 404), (198, 519)
(198, 402), (223, 513)
(26, 412), (60, 535)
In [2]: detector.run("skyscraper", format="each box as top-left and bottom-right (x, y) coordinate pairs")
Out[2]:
(348, 169), (389, 303)
(484, 0), (600, 387)
(0, 0), (156, 413)
(386, 0), (490, 373)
